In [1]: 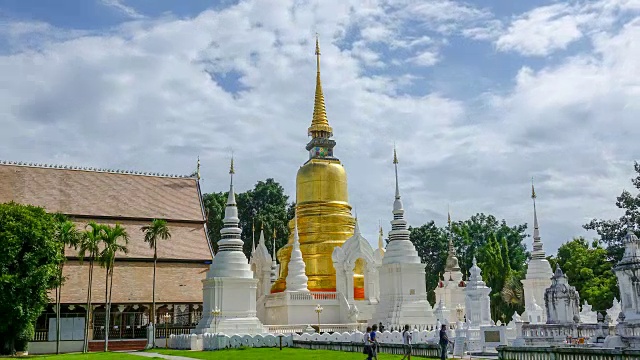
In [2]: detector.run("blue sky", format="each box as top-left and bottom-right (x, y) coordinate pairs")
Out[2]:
(2, 0), (640, 255)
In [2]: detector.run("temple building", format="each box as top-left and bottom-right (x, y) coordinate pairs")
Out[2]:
(521, 183), (553, 324)
(0, 161), (212, 345)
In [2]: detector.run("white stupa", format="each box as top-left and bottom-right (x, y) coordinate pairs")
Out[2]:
(464, 257), (492, 327)
(285, 217), (309, 292)
(435, 211), (466, 324)
(194, 157), (264, 335)
(521, 182), (553, 324)
(252, 226), (274, 297)
(373, 147), (434, 328)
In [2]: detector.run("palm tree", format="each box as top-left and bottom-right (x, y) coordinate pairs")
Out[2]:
(78, 222), (105, 353)
(99, 224), (129, 352)
(141, 219), (171, 334)
(53, 218), (81, 355)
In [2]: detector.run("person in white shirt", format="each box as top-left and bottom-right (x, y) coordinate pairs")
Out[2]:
(364, 326), (373, 360)
(401, 324), (412, 360)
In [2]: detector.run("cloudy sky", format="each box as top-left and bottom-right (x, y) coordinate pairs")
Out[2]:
(2, 0), (639, 254)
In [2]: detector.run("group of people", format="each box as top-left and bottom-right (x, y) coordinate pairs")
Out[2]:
(363, 324), (451, 360)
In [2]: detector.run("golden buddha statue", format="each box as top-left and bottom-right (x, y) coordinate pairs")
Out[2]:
(271, 36), (364, 296)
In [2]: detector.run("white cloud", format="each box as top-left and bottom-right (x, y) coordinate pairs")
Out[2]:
(100, 0), (145, 19)
(494, 0), (640, 57)
(496, 4), (589, 56)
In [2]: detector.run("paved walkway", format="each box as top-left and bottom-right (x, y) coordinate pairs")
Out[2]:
(126, 351), (196, 360)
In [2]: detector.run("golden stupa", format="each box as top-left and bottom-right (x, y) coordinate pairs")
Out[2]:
(271, 36), (364, 296)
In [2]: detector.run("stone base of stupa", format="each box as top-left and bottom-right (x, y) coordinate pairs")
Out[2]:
(193, 276), (264, 335)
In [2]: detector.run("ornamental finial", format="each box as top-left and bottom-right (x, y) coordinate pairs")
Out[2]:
(196, 156), (201, 180)
(229, 153), (235, 175)
(393, 143), (398, 165)
(308, 34), (332, 137)
(531, 177), (536, 200)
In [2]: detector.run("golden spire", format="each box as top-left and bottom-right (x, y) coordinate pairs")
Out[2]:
(229, 153), (235, 175)
(447, 205), (451, 226)
(261, 222), (264, 231)
(272, 227), (276, 240)
(308, 34), (333, 137)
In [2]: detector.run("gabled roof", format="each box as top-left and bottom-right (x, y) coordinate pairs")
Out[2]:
(0, 163), (203, 221)
(0, 162), (212, 261)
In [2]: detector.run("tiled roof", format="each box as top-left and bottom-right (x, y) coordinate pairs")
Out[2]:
(68, 219), (211, 261)
(0, 162), (213, 261)
(0, 163), (203, 221)
(54, 260), (208, 304)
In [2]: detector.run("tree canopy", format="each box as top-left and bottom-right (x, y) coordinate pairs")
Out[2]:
(548, 237), (618, 313)
(203, 178), (294, 259)
(584, 161), (640, 261)
(409, 213), (529, 322)
(0, 202), (64, 354)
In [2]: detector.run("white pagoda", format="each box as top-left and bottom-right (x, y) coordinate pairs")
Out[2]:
(373, 147), (434, 328)
(194, 158), (264, 335)
(521, 182), (553, 324)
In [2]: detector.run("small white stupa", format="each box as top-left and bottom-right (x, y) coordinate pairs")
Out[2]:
(464, 257), (492, 327)
(285, 217), (309, 293)
(435, 210), (466, 324)
(521, 181), (553, 324)
(252, 226), (273, 297)
(373, 146), (434, 328)
(270, 231), (278, 285)
(194, 157), (264, 335)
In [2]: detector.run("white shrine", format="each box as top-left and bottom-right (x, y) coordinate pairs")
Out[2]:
(520, 183), (553, 324)
(332, 217), (381, 321)
(194, 158), (264, 335)
(615, 230), (640, 323)
(544, 266), (580, 324)
(372, 148), (435, 327)
(464, 257), (492, 327)
(434, 212), (466, 324)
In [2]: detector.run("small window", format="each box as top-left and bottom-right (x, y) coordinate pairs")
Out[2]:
(409, 289), (415, 295)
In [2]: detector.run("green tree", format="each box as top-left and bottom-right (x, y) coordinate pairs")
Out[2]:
(408, 213), (528, 321)
(203, 178), (294, 259)
(584, 161), (640, 261)
(548, 237), (618, 313)
(141, 219), (171, 332)
(0, 202), (64, 355)
(78, 222), (104, 353)
(409, 221), (448, 304)
(98, 224), (129, 352)
(52, 217), (81, 354)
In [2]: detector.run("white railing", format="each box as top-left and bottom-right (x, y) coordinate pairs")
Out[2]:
(264, 323), (363, 334)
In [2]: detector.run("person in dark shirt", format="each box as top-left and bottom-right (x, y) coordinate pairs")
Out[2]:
(439, 324), (451, 360)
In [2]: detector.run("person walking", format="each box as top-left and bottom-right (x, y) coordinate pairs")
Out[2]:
(371, 324), (379, 360)
(364, 326), (373, 360)
(439, 324), (451, 360)
(401, 324), (412, 360)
